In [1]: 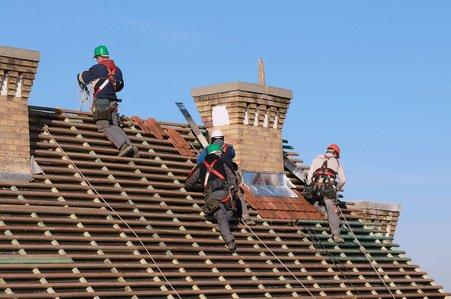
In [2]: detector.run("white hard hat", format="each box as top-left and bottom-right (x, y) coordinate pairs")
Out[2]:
(210, 129), (224, 139)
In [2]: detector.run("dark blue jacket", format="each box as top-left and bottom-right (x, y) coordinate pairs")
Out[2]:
(78, 60), (124, 100)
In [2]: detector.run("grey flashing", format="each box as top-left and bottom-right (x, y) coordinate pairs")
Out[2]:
(191, 81), (292, 99)
(0, 45), (40, 61)
(351, 200), (402, 212)
(0, 172), (32, 184)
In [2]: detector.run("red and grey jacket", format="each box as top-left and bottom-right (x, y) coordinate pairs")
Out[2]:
(77, 59), (124, 100)
(307, 153), (347, 190)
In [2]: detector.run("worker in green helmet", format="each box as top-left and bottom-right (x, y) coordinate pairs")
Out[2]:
(185, 144), (239, 253)
(77, 45), (139, 158)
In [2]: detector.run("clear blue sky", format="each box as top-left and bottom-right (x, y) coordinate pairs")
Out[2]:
(2, 1), (450, 289)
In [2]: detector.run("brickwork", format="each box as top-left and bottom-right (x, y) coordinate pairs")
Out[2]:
(0, 46), (40, 177)
(192, 82), (292, 173)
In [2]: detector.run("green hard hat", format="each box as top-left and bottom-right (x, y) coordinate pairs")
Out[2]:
(93, 45), (109, 58)
(207, 144), (222, 155)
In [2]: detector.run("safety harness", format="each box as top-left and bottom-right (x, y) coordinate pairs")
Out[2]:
(203, 159), (232, 204)
(312, 156), (338, 182)
(93, 59), (118, 97)
(309, 156), (339, 200)
(203, 159), (225, 187)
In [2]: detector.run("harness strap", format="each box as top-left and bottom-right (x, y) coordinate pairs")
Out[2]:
(313, 156), (337, 181)
(222, 144), (228, 154)
(94, 60), (118, 97)
(203, 159), (225, 187)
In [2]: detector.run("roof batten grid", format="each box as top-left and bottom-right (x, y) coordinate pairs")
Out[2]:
(296, 221), (362, 296)
(242, 223), (316, 298)
(42, 118), (117, 295)
(131, 118), (206, 295)
(4, 158), (68, 296)
(0, 107), (445, 297)
(68, 114), (142, 295)
(41, 125), (184, 299)
(337, 207), (397, 299)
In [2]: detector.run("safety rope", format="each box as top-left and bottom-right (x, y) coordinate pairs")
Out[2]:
(337, 206), (397, 299)
(242, 222), (316, 298)
(43, 125), (183, 299)
(77, 83), (92, 112)
(302, 226), (361, 296)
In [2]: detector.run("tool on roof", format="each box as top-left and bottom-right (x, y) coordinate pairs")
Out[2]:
(175, 102), (209, 148)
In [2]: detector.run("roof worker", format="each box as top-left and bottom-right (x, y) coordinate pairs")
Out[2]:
(185, 144), (238, 252)
(197, 129), (255, 226)
(77, 45), (139, 158)
(305, 144), (346, 243)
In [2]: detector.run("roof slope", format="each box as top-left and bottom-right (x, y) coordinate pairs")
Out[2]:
(0, 106), (446, 298)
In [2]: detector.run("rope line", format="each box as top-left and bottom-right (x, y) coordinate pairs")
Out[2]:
(242, 222), (316, 298)
(43, 125), (183, 299)
(303, 226), (361, 296)
(337, 206), (397, 299)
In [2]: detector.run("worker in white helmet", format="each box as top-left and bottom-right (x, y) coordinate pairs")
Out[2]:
(196, 129), (235, 164)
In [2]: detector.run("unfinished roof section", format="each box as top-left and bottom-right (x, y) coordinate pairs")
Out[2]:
(0, 106), (446, 298)
(346, 201), (402, 237)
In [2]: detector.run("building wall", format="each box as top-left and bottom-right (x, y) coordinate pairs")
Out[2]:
(0, 46), (40, 177)
(192, 82), (292, 173)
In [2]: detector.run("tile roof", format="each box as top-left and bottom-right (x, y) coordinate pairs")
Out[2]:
(0, 105), (446, 298)
(242, 188), (322, 220)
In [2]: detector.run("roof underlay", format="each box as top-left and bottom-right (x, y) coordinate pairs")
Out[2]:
(0, 105), (447, 298)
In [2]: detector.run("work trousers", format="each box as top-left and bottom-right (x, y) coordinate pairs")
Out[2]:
(213, 203), (235, 243)
(93, 99), (132, 149)
(320, 198), (340, 236)
(236, 192), (250, 220)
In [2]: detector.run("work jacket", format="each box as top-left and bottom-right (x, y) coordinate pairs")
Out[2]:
(77, 59), (124, 100)
(307, 153), (346, 190)
(186, 154), (237, 200)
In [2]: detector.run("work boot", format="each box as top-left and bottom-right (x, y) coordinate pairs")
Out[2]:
(118, 143), (134, 157)
(243, 218), (256, 226)
(333, 234), (344, 243)
(131, 145), (140, 158)
(226, 240), (237, 253)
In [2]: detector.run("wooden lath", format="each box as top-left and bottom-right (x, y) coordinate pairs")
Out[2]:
(0, 106), (444, 299)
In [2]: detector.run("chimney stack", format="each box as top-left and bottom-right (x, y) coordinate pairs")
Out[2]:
(0, 46), (40, 182)
(192, 81), (292, 173)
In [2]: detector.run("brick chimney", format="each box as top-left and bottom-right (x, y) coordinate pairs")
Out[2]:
(192, 82), (292, 173)
(0, 46), (40, 182)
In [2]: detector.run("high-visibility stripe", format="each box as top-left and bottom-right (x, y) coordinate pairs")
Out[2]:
(93, 79), (110, 97)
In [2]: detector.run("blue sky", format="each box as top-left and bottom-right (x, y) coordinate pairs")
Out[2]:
(2, 1), (450, 289)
